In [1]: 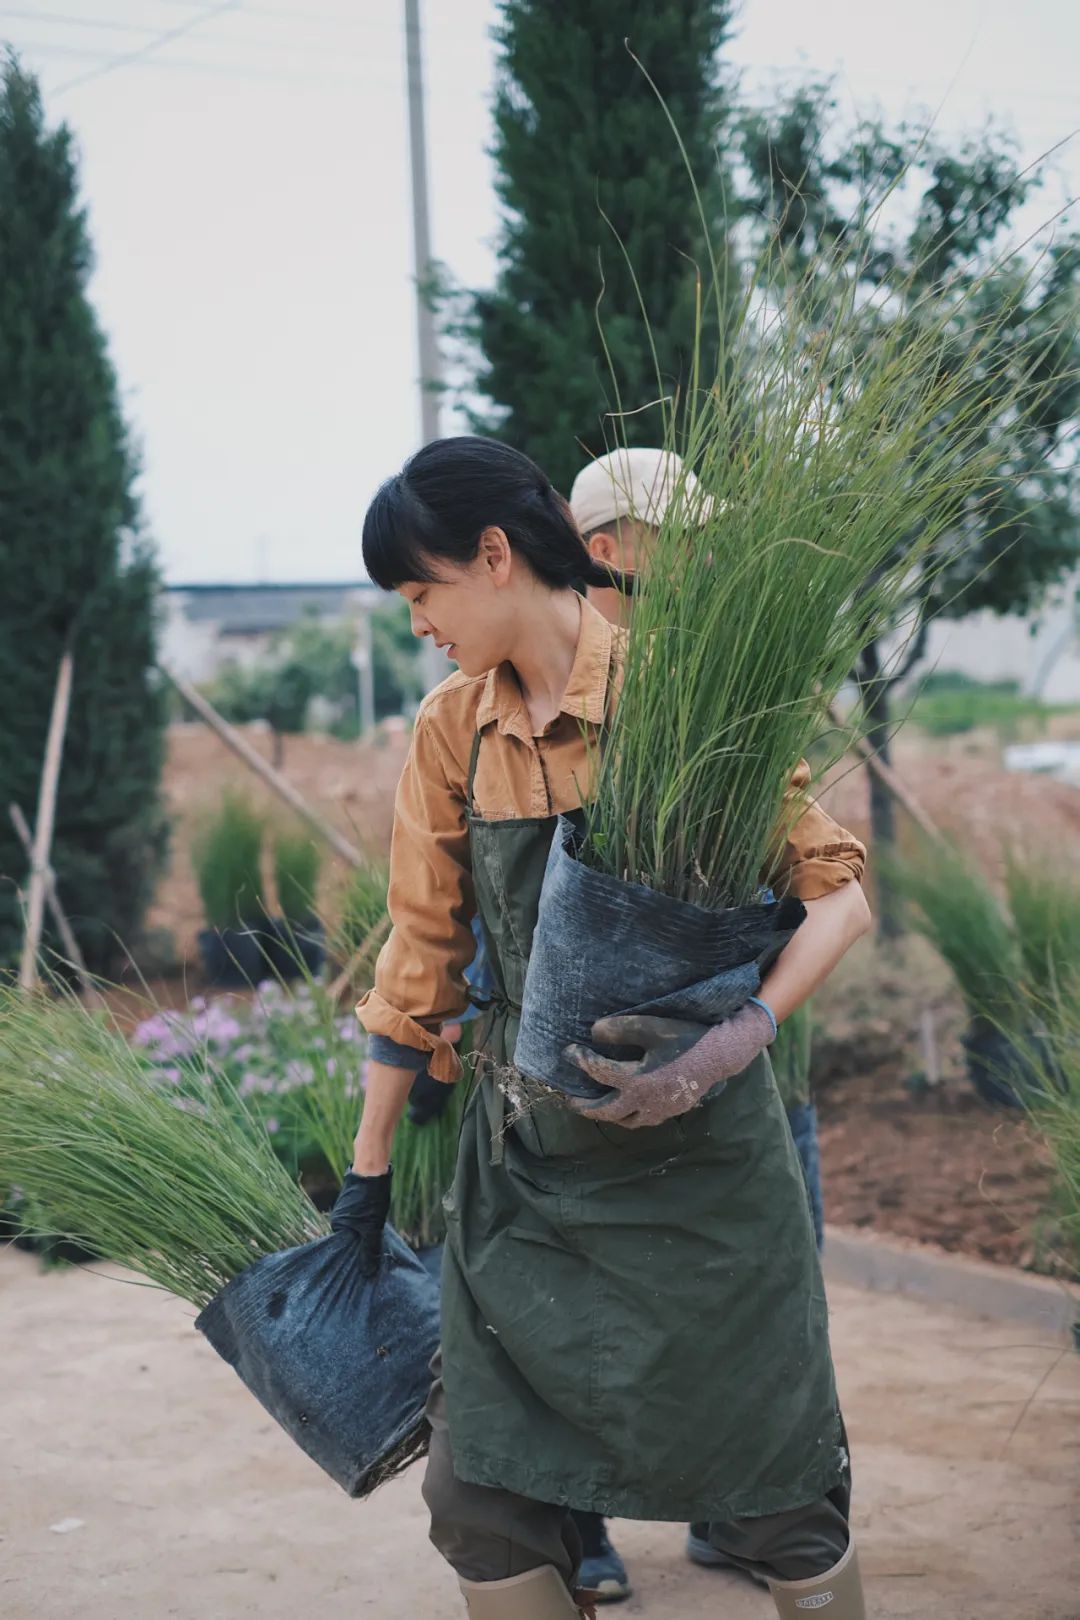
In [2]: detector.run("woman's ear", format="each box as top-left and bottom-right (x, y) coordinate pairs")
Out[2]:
(477, 526), (513, 584)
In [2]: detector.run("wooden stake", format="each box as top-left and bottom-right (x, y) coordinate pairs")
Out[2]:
(10, 802), (101, 1004)
(159, 664), (367, 870)
(18, 649), (75, 991)
(328, 913), (393, 1004)
(828, 704), (943, 845)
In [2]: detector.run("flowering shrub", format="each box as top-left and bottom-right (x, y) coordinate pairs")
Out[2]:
(132, 980), (464, 1248)
(133, 980), (364, 1186)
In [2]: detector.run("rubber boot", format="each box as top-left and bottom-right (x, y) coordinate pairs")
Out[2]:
(460, 1565), (596, 1619)
(767, 1538), (866, 1618)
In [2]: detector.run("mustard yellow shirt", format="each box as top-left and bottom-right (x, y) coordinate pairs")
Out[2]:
(358, 599), (865, 1082)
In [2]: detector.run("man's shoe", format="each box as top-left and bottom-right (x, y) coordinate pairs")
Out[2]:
(686, 1524), (769, 1588)
(571, 1511), (631, 1604)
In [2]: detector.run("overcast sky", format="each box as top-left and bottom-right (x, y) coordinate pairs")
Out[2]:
(5, 0), (1078, 583)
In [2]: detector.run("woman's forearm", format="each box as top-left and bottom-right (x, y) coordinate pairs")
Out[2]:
(761, 881), (872, 1026)
(353, 1060), (417, 1175)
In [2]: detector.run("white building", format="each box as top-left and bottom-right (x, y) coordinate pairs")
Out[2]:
(905, 575), (1080, 703)
(160, 581), (381, 684)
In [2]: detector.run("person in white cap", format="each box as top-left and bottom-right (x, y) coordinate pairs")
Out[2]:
(568, 446), (713, 628)
(567, 447), (831, 1606)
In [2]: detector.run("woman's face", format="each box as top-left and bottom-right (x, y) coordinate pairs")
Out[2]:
(397, 531), (517, 678)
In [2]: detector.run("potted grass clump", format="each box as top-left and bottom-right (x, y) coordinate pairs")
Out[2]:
(885, 838), (1032, 1106)
(0, 984), (440, 1495)
(887, 840), (1079, 1106)
(192, 792), (268, 987)
(270, 827), (325, 979)
(516, 225), (1053, 1095)
(333, 858), (391, 977)
(1031, 997), (1080, 1284)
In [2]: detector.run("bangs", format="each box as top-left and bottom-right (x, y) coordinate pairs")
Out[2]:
(361, 473), (448, 590)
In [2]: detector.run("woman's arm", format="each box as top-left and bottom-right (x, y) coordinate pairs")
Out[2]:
(356, 703), (477, 1083)
(353, 1060), (416, 1175)
(761, 880), (872, 1025)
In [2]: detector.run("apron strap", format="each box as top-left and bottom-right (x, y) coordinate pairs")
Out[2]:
(466, 726), (483, 812)
(466, 723), (508, 1164)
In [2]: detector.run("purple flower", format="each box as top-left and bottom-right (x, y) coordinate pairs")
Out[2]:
(265, 1116), (280, 1135)
(133, 1013), (170, 1048)
(325, 1058), (337, 1078)
(283, 1058), (314, 1091)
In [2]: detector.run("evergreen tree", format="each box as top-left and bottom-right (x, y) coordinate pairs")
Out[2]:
(0, 57), (168, 974)
(451, 0), (738, 493)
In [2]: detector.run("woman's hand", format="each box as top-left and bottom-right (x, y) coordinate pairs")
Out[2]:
(563, 1001), (775, 1129)
(330, 1168), (393, 1278)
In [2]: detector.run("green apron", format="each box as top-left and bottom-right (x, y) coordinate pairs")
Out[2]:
(440, 727), (847, 1522)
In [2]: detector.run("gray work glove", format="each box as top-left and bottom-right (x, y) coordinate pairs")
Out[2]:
(563, 1001), (775, 1129)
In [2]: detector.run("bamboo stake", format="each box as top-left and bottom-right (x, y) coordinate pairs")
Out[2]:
(828, 703), (943, 845)
(18, 650), (75, 991)
(159, 664), (366, 870)
(10, 802), (102, 1004)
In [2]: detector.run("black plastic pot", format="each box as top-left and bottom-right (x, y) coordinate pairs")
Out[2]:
(961, 1018), (1056, 1110)
(197, 926), (272, 989)
(266, 915), (326, 981)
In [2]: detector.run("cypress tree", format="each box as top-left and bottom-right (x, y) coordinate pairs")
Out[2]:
(0, 57), (167, 974)
(455, 0), (738, 492)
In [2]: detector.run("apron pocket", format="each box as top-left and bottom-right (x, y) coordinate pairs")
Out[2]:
(505, 1223), (575, 1253)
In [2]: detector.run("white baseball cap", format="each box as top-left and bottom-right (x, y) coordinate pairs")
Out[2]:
(568, 447), (714, 535)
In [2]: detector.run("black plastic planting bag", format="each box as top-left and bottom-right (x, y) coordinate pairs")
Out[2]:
(515, 816), (806, 1100)
(195, 1221), (440, 1496)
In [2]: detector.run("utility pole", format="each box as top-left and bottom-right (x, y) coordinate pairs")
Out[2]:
(404, 0), (448, 694)
(351, 608), (376, 739)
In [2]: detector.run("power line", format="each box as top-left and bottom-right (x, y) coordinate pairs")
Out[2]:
(145, 0), (469, 33)
(11, 39), (395, 92)
(0, 9), (154, 34)
(50, 0), (242, 96)
(0, 7), (483, 68)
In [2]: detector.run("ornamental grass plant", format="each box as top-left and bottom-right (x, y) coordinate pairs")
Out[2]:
(1004, 848), (1080, 1002)
(882, 837), (1026, 1032)
(273, 828), (322, 925)
(192, 792), (266, 931)
(0, 985), (325, 1307)
(584, 216), (1074, 908)
(1032, 1002), (1080, 1273)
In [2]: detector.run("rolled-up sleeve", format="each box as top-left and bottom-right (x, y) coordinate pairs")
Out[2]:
(769, 759), (866, 901)
(356, 711), (476, 1083)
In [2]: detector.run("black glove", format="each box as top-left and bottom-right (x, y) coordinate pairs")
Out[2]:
(408, 1066), (454, 1127)
(330, 1168), (392, 1278)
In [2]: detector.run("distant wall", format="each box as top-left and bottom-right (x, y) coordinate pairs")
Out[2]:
(899, 575), (1080, 703)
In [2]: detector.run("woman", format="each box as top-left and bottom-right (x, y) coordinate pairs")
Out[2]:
(350, 436), (871, 1620)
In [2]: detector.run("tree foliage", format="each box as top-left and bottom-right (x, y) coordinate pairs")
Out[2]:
(0, 57), (168, 973)
(446, 0), (740, 493)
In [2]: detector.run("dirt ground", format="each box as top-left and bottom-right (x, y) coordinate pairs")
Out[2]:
(1, 1247), (1077, 1619)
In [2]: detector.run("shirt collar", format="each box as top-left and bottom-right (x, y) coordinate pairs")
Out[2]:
(476, 596), (616, 736)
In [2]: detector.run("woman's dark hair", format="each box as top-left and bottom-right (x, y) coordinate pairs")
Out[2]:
(362, 435), (634, 597)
